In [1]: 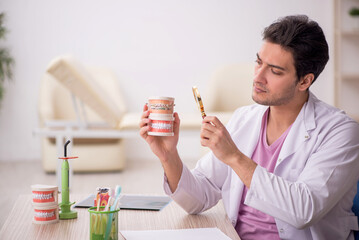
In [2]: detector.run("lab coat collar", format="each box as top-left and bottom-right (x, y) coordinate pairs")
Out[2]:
(275, 91), (317, 168)
(242, 105), (268, 157)
(305, 91), (317, 131)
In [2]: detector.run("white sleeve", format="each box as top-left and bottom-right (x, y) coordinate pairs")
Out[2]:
(245, 121), (359, 229)
(163, 152), (229, 214)
(162, 107), (247, 214)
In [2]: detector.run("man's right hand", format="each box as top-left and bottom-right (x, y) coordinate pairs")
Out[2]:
(139, 104), (183, 193)
(139, 104), (180, 164)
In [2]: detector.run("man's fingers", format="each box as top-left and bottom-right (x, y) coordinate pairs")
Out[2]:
(202, 116), (224, 128)
(139, 104), (150, 128)
(200, 137), (210, 147)
(139, 125), (150, 138)
(141, 110), (150, 119)
(139, 117), (151, 128)
(139, 104), (151, 137)
(173, 112), (180, 135)
(201, 121), (217, 133)
(200, 128), (212, 140)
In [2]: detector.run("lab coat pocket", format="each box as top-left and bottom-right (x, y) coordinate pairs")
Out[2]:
(340, 215), (359, 231)
(339, 215), (359, 240)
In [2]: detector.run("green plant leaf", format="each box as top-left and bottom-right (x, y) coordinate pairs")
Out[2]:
(0, 48), (14, 82)
(0, 12), (15, 103)
(0, 82), (3, 102)
(0, 13), (6, 39)
(349, 7), (359, 16)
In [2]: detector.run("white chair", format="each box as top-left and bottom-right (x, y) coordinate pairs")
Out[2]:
(177, 63), (255, 131)
(189, 63), (255, 156)
(38, 56), (128, 172)
(206, 63), (255, 113)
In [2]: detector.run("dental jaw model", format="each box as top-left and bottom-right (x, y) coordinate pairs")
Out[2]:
(31, 184), (59, 224)
(147, 96), (175, 136)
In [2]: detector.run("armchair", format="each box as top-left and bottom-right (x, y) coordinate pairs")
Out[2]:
(38, 56), (128, 172)
(206, 63), (255, 113)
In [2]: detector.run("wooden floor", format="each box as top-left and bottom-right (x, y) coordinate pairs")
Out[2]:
(0, 159), (197, 229)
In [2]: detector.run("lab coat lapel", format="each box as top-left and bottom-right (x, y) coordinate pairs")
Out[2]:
(228, 106), (267, 219)
(275, 92), (317, 169)
(238, 107), (267, 158)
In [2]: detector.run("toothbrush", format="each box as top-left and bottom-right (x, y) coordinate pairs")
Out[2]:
(104, 185), (121, 240)
(115, 197), (121, 210)
(104, 197), (112, 211)
(111, 185), (122, 211)
(96, 195), (101, 211)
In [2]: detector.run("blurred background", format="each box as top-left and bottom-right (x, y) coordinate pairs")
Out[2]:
(1, 0), (359, 230)
(0, 0), (344, 163)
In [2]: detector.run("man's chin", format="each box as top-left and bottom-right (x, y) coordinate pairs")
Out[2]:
(252, 95), (270, 106)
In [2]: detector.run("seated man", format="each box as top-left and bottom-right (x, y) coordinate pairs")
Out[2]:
(139, 15), (359, 240)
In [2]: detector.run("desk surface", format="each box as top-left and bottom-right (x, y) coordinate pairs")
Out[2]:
(0, 194), (240, 240)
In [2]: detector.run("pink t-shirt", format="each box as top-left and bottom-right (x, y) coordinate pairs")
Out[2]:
(235, 110), (292, 240)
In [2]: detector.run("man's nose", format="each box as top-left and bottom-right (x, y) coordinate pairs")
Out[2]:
(254, 66), (267, 84)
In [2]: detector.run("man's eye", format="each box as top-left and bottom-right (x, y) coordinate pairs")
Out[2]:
(255, 59), (262, 65)
(271, 69), (282, 75)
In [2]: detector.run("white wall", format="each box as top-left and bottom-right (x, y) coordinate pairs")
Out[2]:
(0, 0), (334, 162)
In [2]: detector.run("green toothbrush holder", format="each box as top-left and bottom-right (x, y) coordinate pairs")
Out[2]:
(89, 206), (120, 240)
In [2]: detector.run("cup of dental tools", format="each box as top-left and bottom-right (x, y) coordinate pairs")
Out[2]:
(31, 184), (59, 224)
(89, 207), (120, 240)
(147, 96), (175, 136)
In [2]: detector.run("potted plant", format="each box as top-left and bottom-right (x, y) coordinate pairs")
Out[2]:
(349, 7), (359, 30)
(349, 7), (359, 17)
(0, 12), (14, 103)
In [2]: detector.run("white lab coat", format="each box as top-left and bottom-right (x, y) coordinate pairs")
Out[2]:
(164, 92), (359, 240)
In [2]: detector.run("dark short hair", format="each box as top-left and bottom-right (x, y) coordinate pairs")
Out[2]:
(263, 15), (329, 84)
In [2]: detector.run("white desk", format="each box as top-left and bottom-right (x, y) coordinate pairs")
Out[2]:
(0, 194), (241, 240)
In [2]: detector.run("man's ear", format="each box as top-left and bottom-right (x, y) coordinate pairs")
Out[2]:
(298, 73), (314, 91)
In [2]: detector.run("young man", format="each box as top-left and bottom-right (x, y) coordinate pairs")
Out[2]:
(139, 15), (359, 239)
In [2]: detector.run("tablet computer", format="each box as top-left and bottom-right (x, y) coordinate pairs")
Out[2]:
(74, 194), (172, 211)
